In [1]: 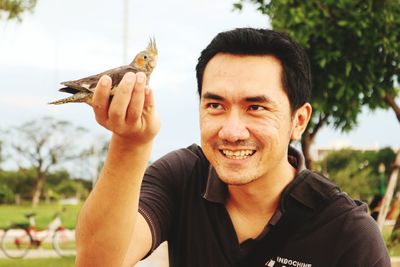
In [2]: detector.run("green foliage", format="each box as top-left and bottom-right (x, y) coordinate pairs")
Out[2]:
(45, 170), (72, 188)
(317, 147), (396, 200)
(363, 147), (397, 177)
(234, 0), (400, 141)
(55, 179), (85, 198)
(0, 184), (14, 204)
(0, 168), (91, 204)
(0, 0), (37, 21)
(0, 168), (36, 201)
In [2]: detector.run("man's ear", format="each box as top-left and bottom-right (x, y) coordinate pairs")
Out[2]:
(290, 103), (312, 141)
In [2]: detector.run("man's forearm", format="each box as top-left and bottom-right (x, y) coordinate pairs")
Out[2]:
(75, 135), (153, 267)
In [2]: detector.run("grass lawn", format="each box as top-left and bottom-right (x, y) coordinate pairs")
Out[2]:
(0, 203), (82, 229)
(0, 257), (75, 267)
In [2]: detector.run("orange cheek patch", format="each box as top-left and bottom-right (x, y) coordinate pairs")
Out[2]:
(136, 58), (145, 66)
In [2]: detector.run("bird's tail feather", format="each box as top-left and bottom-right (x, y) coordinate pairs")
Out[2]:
(48, 93), (91, 105)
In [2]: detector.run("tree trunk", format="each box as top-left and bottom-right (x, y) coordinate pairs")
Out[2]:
(384, 93), (400, 123)
(301, 132), (315, 170)
(301, 114), (328, 170)
(15, 194), (21, 205)
(32, 172), (46, 208)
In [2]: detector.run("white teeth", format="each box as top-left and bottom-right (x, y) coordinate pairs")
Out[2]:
(222, 149), (255, 159)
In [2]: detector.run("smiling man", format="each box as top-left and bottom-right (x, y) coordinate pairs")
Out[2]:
(75, 28), (390, 267)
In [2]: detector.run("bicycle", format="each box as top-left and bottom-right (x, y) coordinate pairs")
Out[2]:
(0, 212), (76, 258)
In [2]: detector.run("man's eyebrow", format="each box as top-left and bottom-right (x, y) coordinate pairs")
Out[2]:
(202, 92), (225, 101)
(202, 92), (275, 104)
(244, 95), (271, 103)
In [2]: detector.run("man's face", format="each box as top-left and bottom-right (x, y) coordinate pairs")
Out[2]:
(199, 53), (300, 185)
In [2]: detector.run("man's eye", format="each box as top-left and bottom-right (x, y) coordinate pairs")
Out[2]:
(207, 103), (223, 110)
(248, 105), (266, 111)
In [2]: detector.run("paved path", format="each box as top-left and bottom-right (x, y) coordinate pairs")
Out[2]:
(393, 257), (400, 267)
(0, 249), (61, 259)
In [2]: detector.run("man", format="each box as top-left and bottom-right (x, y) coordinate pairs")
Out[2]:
(76, 28), (390, 267)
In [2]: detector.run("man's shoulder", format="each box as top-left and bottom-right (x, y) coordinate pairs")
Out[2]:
(284, 171), (389, 264)
(302, 170), (369, 213)
(282, 170), (342, 213)
(291, 170), (378, 233)
(283, 169), (374, 226)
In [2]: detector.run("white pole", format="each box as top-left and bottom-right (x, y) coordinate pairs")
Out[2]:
(123, 0), (129, 64)
(377, 150), (400, 232)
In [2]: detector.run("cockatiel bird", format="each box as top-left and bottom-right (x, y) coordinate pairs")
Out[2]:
(49, 38), (158, 105)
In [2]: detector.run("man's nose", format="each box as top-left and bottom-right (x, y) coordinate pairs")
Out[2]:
(218, 110), (250, 142)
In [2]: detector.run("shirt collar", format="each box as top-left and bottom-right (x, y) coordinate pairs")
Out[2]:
(202, 165), (229, 203)
(202, 145), (306, 204)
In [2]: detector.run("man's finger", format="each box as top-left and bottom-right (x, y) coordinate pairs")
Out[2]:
(108, 72), (136, 125)
(143, 86), (155, 113)
(126, 72), (147, 124)
(93, 75), (112, 125)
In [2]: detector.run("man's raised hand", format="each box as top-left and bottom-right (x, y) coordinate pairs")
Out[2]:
(92, 72), (160, 144)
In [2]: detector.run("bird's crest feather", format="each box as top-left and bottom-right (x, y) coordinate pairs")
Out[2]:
(147, 37), (158, 57)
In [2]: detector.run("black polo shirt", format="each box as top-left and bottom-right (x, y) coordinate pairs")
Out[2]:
(139, 144), (390, 267)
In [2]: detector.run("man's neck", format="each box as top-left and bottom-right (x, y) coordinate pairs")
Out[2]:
(225, 161), (297, 243)
(227, 161), (297, 217)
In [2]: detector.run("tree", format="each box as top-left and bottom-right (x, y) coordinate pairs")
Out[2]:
(4, 117), (88, 207)
(0, 183), (14, 204)
(55, 179), (86, 199)
(0, 0), (37, 21)
(318, 147), (396, 200)
(234, 0), (400, 169)
(45, 169), (91, 201)
(0, 168), (36, 203)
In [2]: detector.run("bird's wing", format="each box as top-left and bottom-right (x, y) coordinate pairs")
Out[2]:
(61, 74), (100, 92)
(60, 65), (137, 92)
(107, 66), (138, 88)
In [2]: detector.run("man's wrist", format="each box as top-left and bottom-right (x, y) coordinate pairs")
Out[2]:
(110, 133), (153, 153)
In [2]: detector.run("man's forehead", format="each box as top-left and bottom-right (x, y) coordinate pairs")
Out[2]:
(202, 53), (283, 85)
(201, 53), (286, 103)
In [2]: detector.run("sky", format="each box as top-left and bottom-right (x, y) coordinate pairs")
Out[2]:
(0, 0), (399, 166)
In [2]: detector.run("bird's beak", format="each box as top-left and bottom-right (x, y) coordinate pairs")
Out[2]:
(149, 58), (157, 68)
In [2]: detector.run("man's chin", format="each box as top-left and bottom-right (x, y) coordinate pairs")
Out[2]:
(217, 171), (258, 186)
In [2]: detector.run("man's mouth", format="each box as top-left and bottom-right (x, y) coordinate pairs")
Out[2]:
(220, 149), (256, 160)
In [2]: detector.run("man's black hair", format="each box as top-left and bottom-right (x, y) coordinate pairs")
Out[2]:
(196, 28), (311, 112)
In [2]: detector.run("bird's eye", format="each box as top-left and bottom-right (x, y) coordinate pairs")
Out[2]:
(143, 55), (148, 59)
